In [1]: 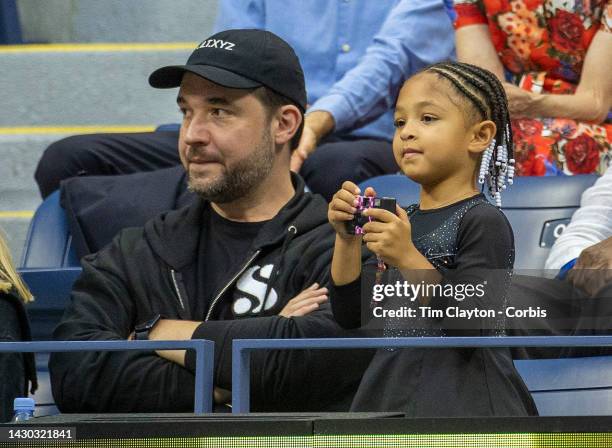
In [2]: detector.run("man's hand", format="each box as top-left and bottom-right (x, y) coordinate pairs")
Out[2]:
(290, 110), (335, 172)
(148, 319), (201, 366)
(291, 125), (316, 172)
(145, 320), (234, 406)
(279, 283), (328, 317)
(214, 387), (232, 405)
(503, 83), (538, 118)
(567, 237), (612, 297)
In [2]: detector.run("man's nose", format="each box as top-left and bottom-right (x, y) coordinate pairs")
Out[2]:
(182, 115), (211, 146)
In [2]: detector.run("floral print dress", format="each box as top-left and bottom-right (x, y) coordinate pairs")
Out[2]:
(454, 0), (611, 176)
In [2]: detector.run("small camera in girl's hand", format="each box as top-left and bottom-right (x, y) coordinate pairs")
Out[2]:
(346, 196), (396, 235)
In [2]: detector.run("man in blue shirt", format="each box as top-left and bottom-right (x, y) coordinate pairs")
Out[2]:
(35, 0), (455, 201)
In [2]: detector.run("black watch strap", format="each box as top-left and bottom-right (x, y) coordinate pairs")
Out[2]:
(134, 314), (161, 341)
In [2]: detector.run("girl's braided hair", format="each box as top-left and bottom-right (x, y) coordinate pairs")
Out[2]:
(425, 61), (515, 207)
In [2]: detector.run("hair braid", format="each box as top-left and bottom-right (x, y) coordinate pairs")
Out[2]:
(425, 62), (515, 207)
(454, 62), (514, 155)
(428, 66), (490, 120)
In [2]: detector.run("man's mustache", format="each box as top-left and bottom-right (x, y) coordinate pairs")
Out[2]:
(185, 146), (224, 164)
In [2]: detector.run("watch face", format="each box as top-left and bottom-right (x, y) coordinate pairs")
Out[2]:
(136, 314), (161, 332)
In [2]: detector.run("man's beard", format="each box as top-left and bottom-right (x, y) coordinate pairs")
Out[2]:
(186, 130), (275, 204)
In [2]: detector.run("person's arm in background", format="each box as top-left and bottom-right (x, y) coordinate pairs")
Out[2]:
(545, 170), (612, 295)
(566, 237), (612, 296)
(292, 0), (456, 171)
(455, 1), (612, 122)
(507, 29), (612, 122)
(545, 170), (612, 270)
(213, 0), (265, 32)
(455, 25), (505, 79)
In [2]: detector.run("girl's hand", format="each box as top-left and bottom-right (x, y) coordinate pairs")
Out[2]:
(362, 205), (414, 268)
(328, 181), (375, 239)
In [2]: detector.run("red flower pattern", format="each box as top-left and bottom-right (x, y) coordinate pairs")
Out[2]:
(548, 9), (584, 52)
(453, 0), (612, 176)
(515, 146), (548, 176)
(563, 135), (601, 174)
(514, 119), (543, 138)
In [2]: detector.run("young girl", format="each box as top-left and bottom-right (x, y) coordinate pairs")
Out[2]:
(0, 233), (36, 422)
(328, 62), (537, 416)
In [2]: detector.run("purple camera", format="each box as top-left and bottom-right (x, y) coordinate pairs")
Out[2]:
(346, 196), (397, 235)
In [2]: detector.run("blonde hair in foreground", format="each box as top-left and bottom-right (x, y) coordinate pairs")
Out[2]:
(0, 230), (33, 303)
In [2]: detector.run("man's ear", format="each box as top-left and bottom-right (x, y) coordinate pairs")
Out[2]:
(273, 105), (302, 146)
(467, 120), (497, 154)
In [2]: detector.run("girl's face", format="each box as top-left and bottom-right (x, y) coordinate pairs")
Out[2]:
(392, 72), (479, 186)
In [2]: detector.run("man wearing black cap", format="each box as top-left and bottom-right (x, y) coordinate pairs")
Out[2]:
(35, 0), (454, 202)
(49, 29), (370, 413)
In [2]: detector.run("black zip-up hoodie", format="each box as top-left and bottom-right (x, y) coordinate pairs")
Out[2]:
(49, 175), (372, 412)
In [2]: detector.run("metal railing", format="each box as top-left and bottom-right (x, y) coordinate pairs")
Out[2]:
(0, 339), (214, 413)
(231, 335), (612, 413)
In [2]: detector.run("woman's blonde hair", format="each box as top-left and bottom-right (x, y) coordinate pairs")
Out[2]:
(0, 230), (33, 303)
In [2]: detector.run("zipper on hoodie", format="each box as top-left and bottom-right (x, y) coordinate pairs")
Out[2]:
(170, 269), (186, 311)
(205, 249), (261, 321)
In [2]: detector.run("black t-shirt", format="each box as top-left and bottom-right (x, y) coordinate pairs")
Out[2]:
(193, 207), (268, 319)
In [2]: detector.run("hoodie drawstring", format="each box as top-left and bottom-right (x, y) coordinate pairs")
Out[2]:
(259, 225), (297, 316)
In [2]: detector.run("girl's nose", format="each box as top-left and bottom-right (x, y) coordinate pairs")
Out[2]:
(400, 123), (417, 141)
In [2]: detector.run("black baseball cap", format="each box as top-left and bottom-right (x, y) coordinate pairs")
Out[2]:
(149, 29), (307, 110)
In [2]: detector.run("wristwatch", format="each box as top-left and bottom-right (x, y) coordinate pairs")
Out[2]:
(134, 314), (161, 340)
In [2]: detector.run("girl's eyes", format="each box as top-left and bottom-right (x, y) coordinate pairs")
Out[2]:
(393, 115), (438, 128)
(421, 114), (437, 123)
(393, 119), (406, 129)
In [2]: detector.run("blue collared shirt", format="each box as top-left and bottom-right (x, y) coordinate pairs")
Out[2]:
(215, 0), (455, 142)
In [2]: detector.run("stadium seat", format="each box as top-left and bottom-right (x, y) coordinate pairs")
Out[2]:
(0, 0), (23, 44)
(515, 355), (612, 416)
(17, 192), (82, 415)
(155, 123), (180, 132)
(501, 174), (598, 270)
(17, 267), (81, 341)
(359, 174), (420, 207)
(19, 190), (81, 341)
(359, 174), (598, 270)
(20, 190), (78, 269)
